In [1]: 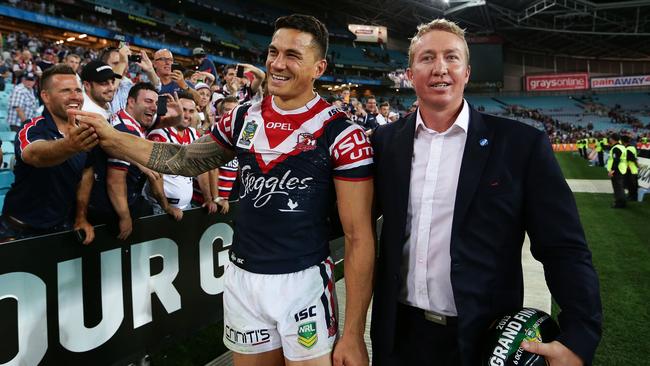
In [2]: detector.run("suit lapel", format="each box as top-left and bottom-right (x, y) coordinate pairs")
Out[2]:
(452, 108), (493, 234)
(388, 112), (416, 243)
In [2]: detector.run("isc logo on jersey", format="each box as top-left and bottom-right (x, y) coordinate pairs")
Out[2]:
(331, 127), (373, 167)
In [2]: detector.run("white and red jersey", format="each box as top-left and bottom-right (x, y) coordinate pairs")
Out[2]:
(210, 94), (373, 274)
(218, 158), (239, 199)
(145, 126), (199, 209)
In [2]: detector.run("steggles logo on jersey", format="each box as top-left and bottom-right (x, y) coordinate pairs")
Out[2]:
(297, 322), (318, 349)
(239, 165), (313, 208)
(296, 132), (317, 151)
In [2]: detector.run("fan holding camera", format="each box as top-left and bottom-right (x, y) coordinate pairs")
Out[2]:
(152, 48), (201, 104)
(219, 63), (265, 104)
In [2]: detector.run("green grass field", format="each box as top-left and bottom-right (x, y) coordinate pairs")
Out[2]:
(572, 193), (650, 365)
(554, 151), (609, 180)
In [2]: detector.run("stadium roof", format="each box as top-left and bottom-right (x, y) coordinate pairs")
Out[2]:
(302, 0), (650, 60)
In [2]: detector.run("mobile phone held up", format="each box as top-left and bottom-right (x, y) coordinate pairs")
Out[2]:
(128, 54), (142, 63)
(172, 63), (184, 73)
(157, 95), (168, 116)
(236, 65), (244, 78)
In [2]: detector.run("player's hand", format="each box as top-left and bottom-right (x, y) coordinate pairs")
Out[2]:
(521, 341), (583, 366)
(165, 206), (183, 221)
(117, 217), (132, 240)
(69, 110), (118, 148)
(74, 219), (95, 245)
(202, 201), (218, 214)
(333, 334), (369, 366)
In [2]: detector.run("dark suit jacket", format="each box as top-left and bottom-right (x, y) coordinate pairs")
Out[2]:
(370, 107), (602, 365)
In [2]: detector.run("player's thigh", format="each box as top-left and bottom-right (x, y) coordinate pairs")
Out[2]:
(285, 353), (332, 366)
(232, 349), (285, 366)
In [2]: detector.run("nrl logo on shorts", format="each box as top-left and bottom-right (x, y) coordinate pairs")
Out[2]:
(297, 321), (318, 349)
(296, 133), (317, 151)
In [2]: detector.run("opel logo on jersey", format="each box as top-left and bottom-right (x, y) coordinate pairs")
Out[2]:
(266, 121), (294, 131)
(239, 165), (313, 208)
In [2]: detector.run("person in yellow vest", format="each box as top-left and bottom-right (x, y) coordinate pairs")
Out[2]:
(622, 134), (638, 201)
(601, 135), (609, 166)
(576, 138), (585, 159)
(641, 135), (649, 144)
(594, 134), (605, 167)
(607, 133), (628, 208)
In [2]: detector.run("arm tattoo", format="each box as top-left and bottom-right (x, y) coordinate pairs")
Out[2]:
(147, 135), (234, 176)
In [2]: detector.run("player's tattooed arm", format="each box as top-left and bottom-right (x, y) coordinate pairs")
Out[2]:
(147, 135), (235, 177)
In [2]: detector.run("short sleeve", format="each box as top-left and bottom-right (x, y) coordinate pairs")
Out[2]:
(17, 118), (46, 155)
(209, 106), (238, 149)
(329, 121), (373, 181)
(147, 128), (169, 143)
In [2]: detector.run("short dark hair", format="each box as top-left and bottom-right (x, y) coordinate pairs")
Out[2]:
(621, 134), (631, 143)
(128, 82), (158, 101)
(217, 96), (239, 114)
(274, 14), (328, 59)
(224, 64), (237, 74)
(366, 95), (376, 101)
(40, 63), (77, 90)
(99, 47), (118, 63)
(380, 101), (390, 108)
(177, 90), (194, 101)
(610, 133), (620, 141)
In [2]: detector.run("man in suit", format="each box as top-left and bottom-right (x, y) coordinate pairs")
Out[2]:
(370, 19), (602, 366)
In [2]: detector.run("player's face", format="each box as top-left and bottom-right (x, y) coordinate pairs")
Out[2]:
(132, 89), (158, 128)
(41, 75), (83, 120)
(180, 98), (196, 129)
(407, 30), (470, 113)
(266, 28), (326, 107)
(87, 79), (116, 105)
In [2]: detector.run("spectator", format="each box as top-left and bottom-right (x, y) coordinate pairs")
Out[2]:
(219, 63), (265, 104)
(37, 48), (57, 71)
(64, 53), (81, 73)
(80, 60), (120, 119)
(193, 47), (218, 81)
(145, 92), (216, 219)
(12, 50), (42, 83)
(194, 82), (216, 134)
(0, 61), (10, 92)
(153, 48), (200, 102)
(377, 101), (390, 125)
(87, 83), (159, 240)
(357, 95), (380, 132)
(101, 46), (160, 113)
(7, 72), (38, 132)
(0, 64), (97, 243)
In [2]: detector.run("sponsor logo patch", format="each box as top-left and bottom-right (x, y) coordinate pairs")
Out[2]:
(297, 321), (318, 349)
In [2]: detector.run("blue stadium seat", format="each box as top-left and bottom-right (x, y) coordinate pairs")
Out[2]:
(1, 141), (14, 154)
(0, 124), (10, 132)
(0, 131), (16, 142)
(0, 170), (14, 193)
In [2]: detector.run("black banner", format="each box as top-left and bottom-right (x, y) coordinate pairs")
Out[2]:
(0, 207), (216, 365)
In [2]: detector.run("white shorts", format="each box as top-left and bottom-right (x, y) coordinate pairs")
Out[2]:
(223, 257), (338, 361)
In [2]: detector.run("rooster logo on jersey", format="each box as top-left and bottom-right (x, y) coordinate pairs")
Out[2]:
(296, 132), (317, 151)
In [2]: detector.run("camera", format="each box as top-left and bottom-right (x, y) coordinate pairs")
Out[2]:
(128, 54), (142, 63)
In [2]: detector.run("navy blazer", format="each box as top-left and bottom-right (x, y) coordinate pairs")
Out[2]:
(370, 107), (602, 365)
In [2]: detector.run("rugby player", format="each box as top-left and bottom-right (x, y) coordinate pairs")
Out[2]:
(73, 14), (374, 366)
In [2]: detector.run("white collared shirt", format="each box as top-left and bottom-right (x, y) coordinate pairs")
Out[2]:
(399, 100), (469, 316)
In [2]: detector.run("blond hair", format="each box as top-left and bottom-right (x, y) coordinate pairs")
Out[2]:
(408, 19), (469, 67)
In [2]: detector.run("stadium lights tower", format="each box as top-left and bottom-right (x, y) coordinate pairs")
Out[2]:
(441, 0), (487, 15)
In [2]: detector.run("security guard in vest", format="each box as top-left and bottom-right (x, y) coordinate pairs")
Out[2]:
(641, 135), (649, 144)
(594, 134), (605, 167)
(607, 133), (628, 208)
(622, 134), (639, 201)
(576, 138), (585, 159)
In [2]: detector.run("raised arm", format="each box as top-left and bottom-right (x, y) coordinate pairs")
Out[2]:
(72, 110), (234, 176)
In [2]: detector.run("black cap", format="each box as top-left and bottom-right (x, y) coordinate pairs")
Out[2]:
(81, 60), (122, 82)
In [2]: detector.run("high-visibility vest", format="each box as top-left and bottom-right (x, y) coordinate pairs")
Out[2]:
(607, 144), (628, 174)
(601, 138), (609, 149)
(642, 137), (648, 144)
(595, 139), (603, 152)
(627, 145), (638, 175)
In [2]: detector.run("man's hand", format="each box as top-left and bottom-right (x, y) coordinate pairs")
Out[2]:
(333, 334), (369, 366)
(117, 216), (132, 240)
(159, 92), (184, 127)
(118, 45), (131, 64)
(171, 70), (188, 90)
(165, 206), (183, 221)
(73, 219), (95, 245)
(521, 341), (583, 366)
(607, 170), (614, 177)
(67, 109), (99, 152)
(70, 110), (118, 149)
(202, 201), (218, 214)
(215, 198), (229, 214)
(137, 50), (154, 73)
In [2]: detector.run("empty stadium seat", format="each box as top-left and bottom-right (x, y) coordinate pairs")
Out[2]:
(0, 170), (14, 193)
